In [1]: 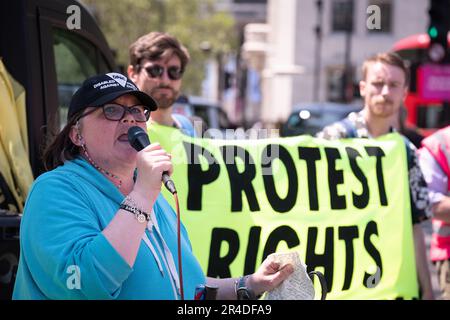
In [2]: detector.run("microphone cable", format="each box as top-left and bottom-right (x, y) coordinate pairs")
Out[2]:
(172, 191), (184, 300)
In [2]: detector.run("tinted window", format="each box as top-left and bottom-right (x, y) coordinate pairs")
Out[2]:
(281, 106), (361, 137)
(53, 28), (109, 128)
(284, 112), (343, 135)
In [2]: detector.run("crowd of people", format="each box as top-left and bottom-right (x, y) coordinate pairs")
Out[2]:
(11, 30), (449, 300)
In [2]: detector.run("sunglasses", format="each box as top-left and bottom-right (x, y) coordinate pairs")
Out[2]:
(79, 104), (150, 122)
(143, 64), (183, 81)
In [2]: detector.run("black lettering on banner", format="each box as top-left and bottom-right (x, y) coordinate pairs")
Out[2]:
(207, 228), (239, 278)
(262, 145), (298, 213)
(363, 220), (383, 288)
(305, 227), (334, 292)
(325, 148), (346, 209)
(183, 142), (220, 210)
(298, 147), (321, 211)
(345, 147), (370, 209)
(220, 146), (260, 212)
(365, 146), (388, 206)
(244, 227), (262, 275)
(338, 226), (359, 291)
(262, 226), (300, 261)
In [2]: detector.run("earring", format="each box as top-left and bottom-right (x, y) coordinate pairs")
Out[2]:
(75, 121), (85, 147)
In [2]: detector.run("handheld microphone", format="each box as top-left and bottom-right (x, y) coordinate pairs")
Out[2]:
(128, 126), (177, 194)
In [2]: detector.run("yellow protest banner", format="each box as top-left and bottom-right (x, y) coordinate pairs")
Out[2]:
(149, 124), (418, 299)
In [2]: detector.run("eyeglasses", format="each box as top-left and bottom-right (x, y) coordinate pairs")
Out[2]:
(143, 64), (183, 81)
(79, 104), (150, 122)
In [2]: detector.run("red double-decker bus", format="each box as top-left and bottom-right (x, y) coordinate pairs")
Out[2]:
(392, 33), (450, 136)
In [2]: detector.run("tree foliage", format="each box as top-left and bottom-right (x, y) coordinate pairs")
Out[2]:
(80, 0), (237, 94)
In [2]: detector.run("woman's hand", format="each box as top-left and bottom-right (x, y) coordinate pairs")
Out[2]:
(133, 143), (173, 199)
(246, 257), (294, 297)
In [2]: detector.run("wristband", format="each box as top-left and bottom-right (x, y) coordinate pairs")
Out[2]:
(120, 196), (150, 224)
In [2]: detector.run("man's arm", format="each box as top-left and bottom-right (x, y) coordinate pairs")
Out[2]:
(432, 196), (450, 223)
(413, 224), (434, 300)
(418, 147), (448, 222)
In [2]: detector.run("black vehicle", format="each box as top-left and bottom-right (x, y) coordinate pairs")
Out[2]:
(0, 0), (116, 299)
(173, 95), (237, 137)
(280, 102), (362, 137)
(188, 96), (235, 131)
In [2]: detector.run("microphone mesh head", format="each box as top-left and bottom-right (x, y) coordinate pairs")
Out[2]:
(128, 126), (150, 151)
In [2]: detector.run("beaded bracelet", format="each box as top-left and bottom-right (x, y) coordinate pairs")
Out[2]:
(119, 196), (150, 224)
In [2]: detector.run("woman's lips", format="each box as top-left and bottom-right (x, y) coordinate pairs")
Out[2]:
(117, 134), (129, 142)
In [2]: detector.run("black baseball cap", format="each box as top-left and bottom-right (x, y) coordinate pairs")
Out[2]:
(68, 72), (157, 120)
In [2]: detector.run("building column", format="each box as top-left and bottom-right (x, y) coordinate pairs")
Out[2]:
(262, 0), (303, 129)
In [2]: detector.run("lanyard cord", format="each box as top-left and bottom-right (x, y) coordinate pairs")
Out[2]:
(173, 191), (184, 300)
